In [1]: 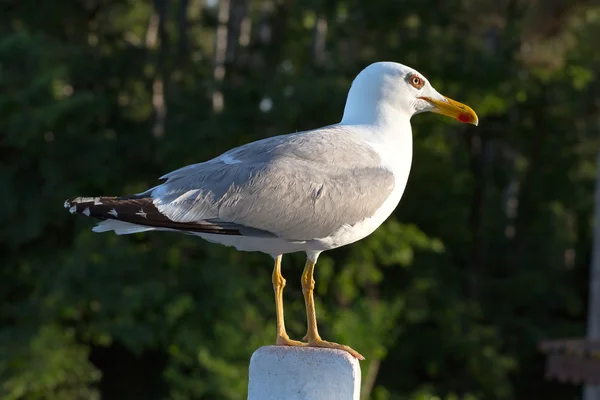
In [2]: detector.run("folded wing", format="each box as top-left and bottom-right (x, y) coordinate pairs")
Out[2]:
(151, 127), (396, 241)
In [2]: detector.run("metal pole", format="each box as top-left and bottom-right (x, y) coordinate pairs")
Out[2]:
(584, 153), (600, 400)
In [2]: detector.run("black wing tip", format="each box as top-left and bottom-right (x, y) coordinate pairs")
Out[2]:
(64, 196), (110, 217)
(63, 196), (242, 235)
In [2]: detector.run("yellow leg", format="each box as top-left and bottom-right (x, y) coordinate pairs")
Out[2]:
(301, 258), (365, 360)
(272, 255), (305, 347)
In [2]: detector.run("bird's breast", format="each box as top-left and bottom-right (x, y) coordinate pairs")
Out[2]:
(308, 135), (413, 252)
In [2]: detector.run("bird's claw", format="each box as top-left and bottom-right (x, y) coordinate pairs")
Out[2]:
(307, 339), (365, 360)
(276, 335), (307, 347)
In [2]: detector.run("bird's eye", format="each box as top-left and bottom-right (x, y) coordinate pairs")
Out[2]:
(408, 74), (425, 89)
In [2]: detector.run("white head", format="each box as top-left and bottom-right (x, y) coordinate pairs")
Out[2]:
(341, 62), (478, 127)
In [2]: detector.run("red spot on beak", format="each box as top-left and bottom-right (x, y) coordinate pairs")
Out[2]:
(458, 113), (472, 123)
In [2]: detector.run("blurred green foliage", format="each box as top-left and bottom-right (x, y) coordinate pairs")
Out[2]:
(1, 0), (598, 399)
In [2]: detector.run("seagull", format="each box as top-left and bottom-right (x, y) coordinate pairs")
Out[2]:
(65, 62), (478, 360)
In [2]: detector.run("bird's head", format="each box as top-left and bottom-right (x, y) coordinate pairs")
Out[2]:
(341, 62), (478, 127)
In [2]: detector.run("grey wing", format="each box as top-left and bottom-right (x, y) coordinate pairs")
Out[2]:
(151, 127), (395, 240)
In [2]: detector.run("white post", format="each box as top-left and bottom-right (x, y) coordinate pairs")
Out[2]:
(584, 153), (600, 400)
(248, 346), (361, 400)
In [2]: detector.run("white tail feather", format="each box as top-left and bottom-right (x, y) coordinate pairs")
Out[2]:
(92, 220), (156, 235)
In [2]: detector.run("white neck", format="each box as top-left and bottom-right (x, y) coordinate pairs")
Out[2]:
(341, 102), (410, 126)
(340, 102), (413, 148)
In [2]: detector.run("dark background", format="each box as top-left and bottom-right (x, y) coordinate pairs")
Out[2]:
(1, 0), (598, 399)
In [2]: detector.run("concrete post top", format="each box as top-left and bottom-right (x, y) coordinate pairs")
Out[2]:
(248, 346), (361, 400)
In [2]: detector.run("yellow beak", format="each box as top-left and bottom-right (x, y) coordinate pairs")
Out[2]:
(419, 96), (479, 126)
